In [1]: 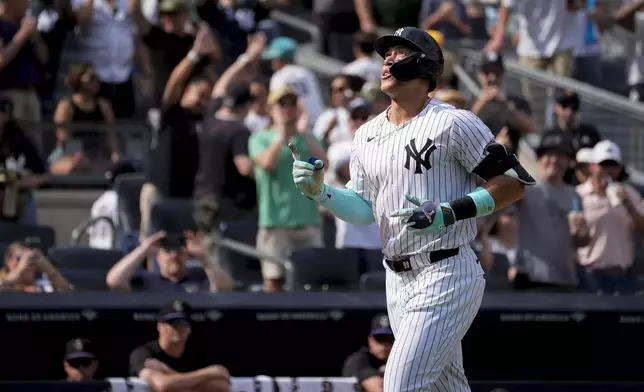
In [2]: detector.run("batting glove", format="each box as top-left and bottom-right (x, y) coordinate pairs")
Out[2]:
(290, 144), (326, 200)
(390, 194), (457, 235)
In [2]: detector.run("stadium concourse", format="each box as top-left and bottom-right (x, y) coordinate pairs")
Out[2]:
(2, 0), (644, 391)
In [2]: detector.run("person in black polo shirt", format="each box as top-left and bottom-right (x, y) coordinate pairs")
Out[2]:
(140, 25), (217, 241)
(130, 300), (231, 392)
(63, 338), (99, 381)
(342, 313), (395, 392)
(194, 82), (256, 238)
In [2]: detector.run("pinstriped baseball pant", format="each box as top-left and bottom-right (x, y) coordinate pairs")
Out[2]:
(383, 246), (485, 392)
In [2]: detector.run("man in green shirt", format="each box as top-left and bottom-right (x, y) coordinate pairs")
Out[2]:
(248, 87), (327, 292)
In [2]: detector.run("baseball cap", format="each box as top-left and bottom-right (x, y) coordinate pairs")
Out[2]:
(556, 90), (580, 111)
(374, 26), (442, 60)
(593, 140), (622, 164)
(370, 313), (394, 336)
(576, 148), (594, 164)
(536, 131), (575, 158)
(267, 86), (298, 105)
(262, 37), (297, 60)
(348, 97), (371, 116)
(158, 300), (192, 325)
(158, 0), (186, 13)
(65, 338), (97, 360)
(223, 82), (253, 109)
(480, 51), (504, 74)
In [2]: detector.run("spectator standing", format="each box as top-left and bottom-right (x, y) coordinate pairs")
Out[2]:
(72, 0), (141, 118)
(470, 52), (536, 154)
(130, 300), (231, 392)
(139, 26), (215, 240)
(419, 0), (471, 41)
(313, 74), (363, 149)
(248, 87), (326, 292)
(326, 98), (380, 250)
(341, 314), (394, 392)
(63, 338), (100, 381)
(106, 230), (233, 292)
(612, 0), (644, 102)
(485, 0), (585, 100)
(576, 140), (644, 294)
(549, 91), (602, 153)
(194, 0), (247, 72)
(513, 131), (589, 291)
(49, 62), (120, 175)
(572, 0), (603, 86)
(130, 0), (218, 111)
(0, 242), (71, 292)
(194, 82), (256, 258)
(354, 0), (422, 32)
(0, 98), (47, 223)
(0, 0), (48, 123)
(87, 160), (137, 250)
(342, 31), (381, 83)
(263, 37), (324, 125)
(312, 0), (359, 62)
(245, 78), (270, 133)
(574, 148), (594, 185)
(34, 0), (77, 114)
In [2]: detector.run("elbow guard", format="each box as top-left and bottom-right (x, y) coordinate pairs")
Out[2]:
(473, 142), (536, 185)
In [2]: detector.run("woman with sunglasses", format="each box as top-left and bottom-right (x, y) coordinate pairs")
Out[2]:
(0, 98), (48, 223)
(0, 241), (71, 292)
(50, 62), (120, 175)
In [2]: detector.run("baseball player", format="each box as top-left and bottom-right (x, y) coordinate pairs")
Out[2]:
(291, 27), (535, 391)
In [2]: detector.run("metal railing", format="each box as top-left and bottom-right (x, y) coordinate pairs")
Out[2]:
(459, 47), (644, 171)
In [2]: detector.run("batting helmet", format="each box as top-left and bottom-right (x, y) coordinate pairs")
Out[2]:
(374, 27), (444, 91)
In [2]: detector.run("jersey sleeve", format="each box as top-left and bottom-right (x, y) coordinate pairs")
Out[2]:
(449, 110), (495, 174)
(345, 136), (374, 204)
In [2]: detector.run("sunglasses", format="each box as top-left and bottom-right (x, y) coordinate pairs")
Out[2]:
(68, 358), (94, 368)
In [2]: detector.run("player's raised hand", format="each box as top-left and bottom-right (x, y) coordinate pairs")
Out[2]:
(390, 194), (456, 235)
(290, 143), (326, 199)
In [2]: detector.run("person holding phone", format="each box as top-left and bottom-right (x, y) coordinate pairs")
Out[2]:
(105, 231), (233, 292)
(0, 241), (72, 292)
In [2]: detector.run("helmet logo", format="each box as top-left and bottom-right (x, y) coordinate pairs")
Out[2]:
(394, 28), (404, 36)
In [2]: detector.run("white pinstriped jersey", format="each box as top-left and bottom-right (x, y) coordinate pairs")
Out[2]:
(347, 99), (494, 258)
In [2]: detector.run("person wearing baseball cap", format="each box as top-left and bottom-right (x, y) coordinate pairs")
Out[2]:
(342, 314), (395, 390)
(574, 147), (595, 185)
(511, 130), (588, 291)
(264, 37), (324, 124)
(63, 338), (99, 381)
(129, 300), (231, 391)
(548, 91), (602, 154)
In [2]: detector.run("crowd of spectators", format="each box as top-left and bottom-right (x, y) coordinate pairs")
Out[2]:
(1, 2), (644, 294)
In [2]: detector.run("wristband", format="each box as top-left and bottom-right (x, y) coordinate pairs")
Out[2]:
(448, 187), (496, 221)
(187, 50), (201, 64)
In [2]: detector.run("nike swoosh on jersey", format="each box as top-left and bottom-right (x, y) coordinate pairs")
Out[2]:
(367, 136), (376, 142)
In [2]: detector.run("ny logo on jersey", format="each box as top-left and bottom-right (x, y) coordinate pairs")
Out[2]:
(404, 138), (436, 174)
(394, 28), (404, 36)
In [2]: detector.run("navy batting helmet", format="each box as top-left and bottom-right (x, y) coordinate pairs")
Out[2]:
(374, 27), (444, 91)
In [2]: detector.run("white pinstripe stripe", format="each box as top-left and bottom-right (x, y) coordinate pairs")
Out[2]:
(347, 99), (493, 391)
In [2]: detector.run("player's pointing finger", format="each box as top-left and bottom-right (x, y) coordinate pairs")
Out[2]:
(405, 194), (423, 206)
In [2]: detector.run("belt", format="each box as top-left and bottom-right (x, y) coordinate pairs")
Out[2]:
(385, 248), (460, 273)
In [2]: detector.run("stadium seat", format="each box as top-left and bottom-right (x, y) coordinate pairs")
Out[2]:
(360, 248), (384, 273)
(290, 247), (361, 291)
(48, 246), (123, 270)
(219, 220), (262, 290)
(114, 172), (145, 233)
(0, 223), (56, 252)
(59, 269), (110, 291)
(359, 271), (386, 292)
(148, 198), (197, 235)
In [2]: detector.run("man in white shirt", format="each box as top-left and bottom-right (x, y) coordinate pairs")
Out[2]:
(485, 0), (585, 100)
(262, 36), (324, 125)
(614, 0), (644, 101)
(342, 31), (382, 83)
(88, 161), (137, 249)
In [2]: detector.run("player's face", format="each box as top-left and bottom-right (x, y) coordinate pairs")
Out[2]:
(381, 46), (413, 91)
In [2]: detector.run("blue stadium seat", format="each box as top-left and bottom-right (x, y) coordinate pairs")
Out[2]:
(0, 223), (56, 252)
(290, 247), (361, 291)
(114, 172), (145, 233)
(359, 271), (386, 292)
(48, 246), (123, 291)
(219, 220), (262, 290)
(148, 198), (197, 235)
